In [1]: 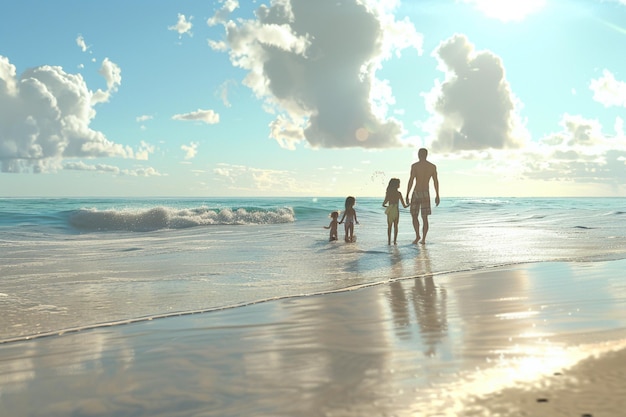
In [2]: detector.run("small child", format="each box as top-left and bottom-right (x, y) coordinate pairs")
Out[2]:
(382, 178), (408, 245)
(324, 211), (339, 241)
(339, 196), (359, 242)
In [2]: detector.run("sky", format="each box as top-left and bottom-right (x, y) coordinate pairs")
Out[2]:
(1, 0), (626, 198)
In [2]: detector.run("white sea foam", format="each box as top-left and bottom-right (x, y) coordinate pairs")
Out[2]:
(68, 206), (296, 231)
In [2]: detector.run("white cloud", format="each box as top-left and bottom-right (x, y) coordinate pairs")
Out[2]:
(213, 163), (297, 191)
(590, 70), (626, 108)
(127, 166), (163, 177)
(64, 161), (121, 174)
(0, 55), (134, 173)
(136, 115), (153, 122)
(181, 142), (198, 160)
(169, 13), (193, 37)
(136, 115), (153, 131)
(92, 58), (122, 104)
(207, 0), (239, 27)
(135, 141), (155, 161)
(472, 114), (626, 188)
(63, 161), (163, 177)
(217, 80), (237, 107)
(424, 34), (528, 152)
(172, 109), (220, 124)
(210, 0), (423, 149)
(76, 35), (89, 52)
(461, 0), (546, 22)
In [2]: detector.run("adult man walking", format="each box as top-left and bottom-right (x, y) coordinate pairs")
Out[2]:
(406, 148), (440, 244)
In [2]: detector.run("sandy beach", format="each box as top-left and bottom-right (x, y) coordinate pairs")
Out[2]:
(1, 259), (625, 417)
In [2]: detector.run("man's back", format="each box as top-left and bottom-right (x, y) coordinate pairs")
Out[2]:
(410, 160), (437, 192)
(406, 148), (440, 244)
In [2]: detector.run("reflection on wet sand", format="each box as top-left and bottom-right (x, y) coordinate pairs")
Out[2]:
(454, 267), (536, 359)
(238, 290), (399, 416)
(0, 275), (452, 416)
(0, 260), (625, 416)
(386, 247), (448, 357)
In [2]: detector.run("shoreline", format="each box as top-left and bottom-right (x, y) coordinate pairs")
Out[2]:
(1, 259), (625, 416)
(2, 257), (623, 346)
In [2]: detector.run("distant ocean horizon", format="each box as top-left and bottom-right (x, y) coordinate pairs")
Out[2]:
(2, 196), (625, 343)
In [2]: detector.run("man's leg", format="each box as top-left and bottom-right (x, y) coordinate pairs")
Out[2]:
(412, 212), (421, 244)
(421, 213), (429, 244)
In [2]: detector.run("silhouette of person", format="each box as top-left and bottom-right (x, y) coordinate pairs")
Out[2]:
(324, 211), (339, 241)
(382, 178), (408, 245)
(338, 196), (358, 242)
(406, 148), (440, 244)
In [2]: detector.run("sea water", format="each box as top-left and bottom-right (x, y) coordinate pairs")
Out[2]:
(1, 197), (625, 342)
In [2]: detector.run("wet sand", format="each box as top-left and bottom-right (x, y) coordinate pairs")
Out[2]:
(1, 259), (625, 416)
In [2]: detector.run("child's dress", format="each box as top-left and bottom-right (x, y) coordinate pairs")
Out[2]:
(385, 203), (399, 223)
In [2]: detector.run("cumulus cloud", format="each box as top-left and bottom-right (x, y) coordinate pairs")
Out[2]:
(424, 34), (528, 152)
(181, 142), (198, 160)
(208, 0), (423, 149)
(169, 13), (193, 37)
(92, 58), (122, 104)
(172, 109), (220, 124)
(0, 55), (134, 173)
(590, 70), (626, 108)
(477, 114), (626, 187)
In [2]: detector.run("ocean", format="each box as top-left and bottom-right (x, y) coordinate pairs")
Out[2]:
(1, 196), (625, 343)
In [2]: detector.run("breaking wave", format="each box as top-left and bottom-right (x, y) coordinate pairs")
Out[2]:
(68, 206), (296, 232)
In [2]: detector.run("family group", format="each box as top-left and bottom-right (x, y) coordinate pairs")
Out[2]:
(325, 148), (440, 245)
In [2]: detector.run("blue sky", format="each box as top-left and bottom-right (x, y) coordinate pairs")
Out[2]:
(1, 0), (625, 197)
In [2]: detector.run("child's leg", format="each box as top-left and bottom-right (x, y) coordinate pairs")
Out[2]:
(393, 220), (399, 244)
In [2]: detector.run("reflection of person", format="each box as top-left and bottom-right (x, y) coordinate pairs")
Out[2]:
(324, 211), (339, 241)
(406, 148), (440, 244)
(382, 178), (408, 245)
(412, 247), (447, 356)
(338, 196), (358, 242)
(413, 275), (448, 357)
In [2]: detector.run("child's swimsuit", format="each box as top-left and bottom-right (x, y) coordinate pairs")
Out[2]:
(385, 203), (399, 223)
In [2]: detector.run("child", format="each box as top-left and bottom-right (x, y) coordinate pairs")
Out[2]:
(382, 178), (408, 245)
(339, 196), (358, 242)
(324, 211), (339, 241)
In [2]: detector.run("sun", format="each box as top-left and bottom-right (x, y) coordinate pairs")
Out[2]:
(466, 0), (546, 22)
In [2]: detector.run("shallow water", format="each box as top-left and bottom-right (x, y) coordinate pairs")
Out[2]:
(1, 197), (625, 341)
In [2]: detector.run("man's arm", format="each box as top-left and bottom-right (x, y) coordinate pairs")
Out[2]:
(433, 167), (440, 206)
(406, 167), (415, 204)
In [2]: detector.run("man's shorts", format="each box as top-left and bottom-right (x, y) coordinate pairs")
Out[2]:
(410, 190), (431, 217)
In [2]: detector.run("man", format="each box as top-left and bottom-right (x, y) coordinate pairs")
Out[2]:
(406, 148), (440, 244)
